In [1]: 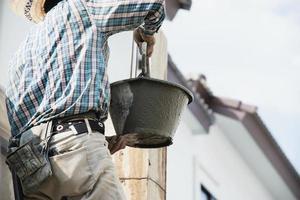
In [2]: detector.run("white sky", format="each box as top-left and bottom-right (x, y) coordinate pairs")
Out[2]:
(163, 0), (300, 173)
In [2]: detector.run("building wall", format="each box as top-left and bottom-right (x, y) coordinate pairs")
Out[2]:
(215, 114), (297, 200)
(167, 110), (277, 200)
(0, 88), (14, 200)
(0, 0), (32, 86)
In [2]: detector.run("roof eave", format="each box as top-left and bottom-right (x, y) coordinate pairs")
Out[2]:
(242, 112), (300, 199)
(212, 98), (300, 199)
(190, 78), (300, 198)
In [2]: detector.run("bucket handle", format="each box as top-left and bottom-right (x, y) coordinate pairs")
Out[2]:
(139, 42), (150, 78)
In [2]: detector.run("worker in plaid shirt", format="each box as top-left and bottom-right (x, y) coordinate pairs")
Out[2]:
(6, 0), (165, 199)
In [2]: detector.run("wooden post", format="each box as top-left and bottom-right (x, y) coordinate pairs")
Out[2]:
(0, 88), (17, 200)
(106, 31), (168, 200)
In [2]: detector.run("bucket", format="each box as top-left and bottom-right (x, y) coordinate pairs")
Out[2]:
(109, 76), (193, 148)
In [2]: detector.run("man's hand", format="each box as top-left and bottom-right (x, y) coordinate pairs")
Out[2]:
(106, 135), (127, 154)
(134, 28), (155, 57)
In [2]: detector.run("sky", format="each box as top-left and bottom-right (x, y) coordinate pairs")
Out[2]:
(163, 0), (300, 173)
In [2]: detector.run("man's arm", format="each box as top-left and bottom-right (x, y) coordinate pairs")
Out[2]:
(85, 0), (165, 36)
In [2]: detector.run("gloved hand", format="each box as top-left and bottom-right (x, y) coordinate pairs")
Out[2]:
(133, 27), (155, 57)
(106, 135), (127, 154)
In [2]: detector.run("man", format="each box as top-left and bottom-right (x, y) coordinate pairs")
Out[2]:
(5, 0), (165, 198)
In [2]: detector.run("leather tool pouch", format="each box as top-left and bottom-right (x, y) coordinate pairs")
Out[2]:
(6, 121), (53, 193)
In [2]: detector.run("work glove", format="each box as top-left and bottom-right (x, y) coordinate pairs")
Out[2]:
(133, 27), (155, 57)
(106, 135), (127, 154)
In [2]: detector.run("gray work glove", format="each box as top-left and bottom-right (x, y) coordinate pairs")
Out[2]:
(134, 27), (156, 57)
(106, 135), (127, 154)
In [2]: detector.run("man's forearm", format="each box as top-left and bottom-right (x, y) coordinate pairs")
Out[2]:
(86, 0), (165, 35)
(140, 0), (165, 36)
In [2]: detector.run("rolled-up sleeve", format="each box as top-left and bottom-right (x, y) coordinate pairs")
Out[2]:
(85, 0), (165, 35)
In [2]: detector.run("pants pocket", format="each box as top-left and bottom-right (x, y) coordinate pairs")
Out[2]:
(84, 134), (111, 175)
(49, 146), (95, 196)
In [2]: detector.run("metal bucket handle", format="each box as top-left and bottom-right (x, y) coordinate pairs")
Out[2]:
(139, 42), (150, 78)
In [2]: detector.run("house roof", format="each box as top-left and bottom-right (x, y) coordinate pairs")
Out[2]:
(189, 76), (300, 199)
(167, 55), (299, 198)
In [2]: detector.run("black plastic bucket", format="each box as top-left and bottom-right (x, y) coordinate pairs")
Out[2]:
(109, 76), (193, 148)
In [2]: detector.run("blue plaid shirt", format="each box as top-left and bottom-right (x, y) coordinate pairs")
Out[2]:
(6, 0), (165, 136)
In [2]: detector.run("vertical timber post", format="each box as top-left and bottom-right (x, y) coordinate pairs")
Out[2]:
(0, 89), (17, 199)
(107, 31), (168, 200)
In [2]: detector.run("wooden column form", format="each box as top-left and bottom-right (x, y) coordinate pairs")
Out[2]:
(107, 31), (168, 200)
(0, 88), (16, 200)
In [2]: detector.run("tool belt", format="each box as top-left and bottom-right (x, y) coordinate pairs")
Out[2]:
(6, 121), (53, 193)
(6, 111), (105, 193)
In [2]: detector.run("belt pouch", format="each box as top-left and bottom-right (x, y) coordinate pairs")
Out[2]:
(6, 121), (53, 193)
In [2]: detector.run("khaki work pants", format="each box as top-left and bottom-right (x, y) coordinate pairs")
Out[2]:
(24, 122), (126, 200)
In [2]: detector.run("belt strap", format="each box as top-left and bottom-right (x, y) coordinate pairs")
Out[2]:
(53, 119), (105, 135)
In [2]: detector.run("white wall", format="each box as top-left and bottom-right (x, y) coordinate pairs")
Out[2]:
(0, 0), (32, 87)
(215, 114), (296, 200)
(167, 109), (280, 200)
(107, 32), (135, 82)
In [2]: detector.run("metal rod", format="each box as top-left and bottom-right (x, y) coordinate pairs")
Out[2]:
(135, 44), (139, 78)
(130, 33), (135, 78)
(140, 42), (150, 77)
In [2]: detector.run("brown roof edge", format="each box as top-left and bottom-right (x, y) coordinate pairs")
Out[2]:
(189, 78), (257, 113)
(242, 113), (300, 199)
(190, 78), (300, 198)
(167, 55), (214, 132)
(211, 97), (258, 114)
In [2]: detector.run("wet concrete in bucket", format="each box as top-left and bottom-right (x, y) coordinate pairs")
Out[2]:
(110, 77), (193, 148)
